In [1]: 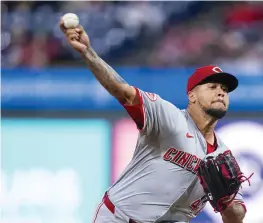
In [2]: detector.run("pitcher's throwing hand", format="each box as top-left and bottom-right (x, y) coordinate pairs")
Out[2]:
(59, 19), (90, 53)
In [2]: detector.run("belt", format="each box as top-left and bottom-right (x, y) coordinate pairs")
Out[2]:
(103, 192), (137, 223)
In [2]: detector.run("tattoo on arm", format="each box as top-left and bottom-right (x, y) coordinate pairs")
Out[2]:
(113, 73), (126, 84)
(82, 47), (130, 101)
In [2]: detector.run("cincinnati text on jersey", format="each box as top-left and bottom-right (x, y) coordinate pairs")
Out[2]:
(163, 148), (202, 174)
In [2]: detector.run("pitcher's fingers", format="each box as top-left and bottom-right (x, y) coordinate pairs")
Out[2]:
(59, 18), (67, 33)
(75, 25), (84, 33)
(66, 29), (79, 35)
(66, 31), (79, 40)
(68, 33), (79, 40)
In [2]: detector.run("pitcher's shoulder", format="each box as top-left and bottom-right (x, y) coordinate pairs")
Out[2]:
(161, 99), (186, 116)
(158, 104), (189, 137)
(160, 101), (189, 124)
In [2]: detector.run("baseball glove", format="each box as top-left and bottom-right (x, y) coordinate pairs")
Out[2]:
(197, 150), (253, 212)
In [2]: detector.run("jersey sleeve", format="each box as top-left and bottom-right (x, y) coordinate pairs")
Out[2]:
(122, 87), (181, 138)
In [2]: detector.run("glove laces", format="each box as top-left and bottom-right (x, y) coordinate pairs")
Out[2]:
(238, 172), (254, 186)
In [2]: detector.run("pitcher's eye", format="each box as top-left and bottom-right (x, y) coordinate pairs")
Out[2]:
(222, 86), (228, 92)
(209, 85), (216, 89)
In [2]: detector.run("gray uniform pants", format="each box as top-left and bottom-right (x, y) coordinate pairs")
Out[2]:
(92, 202), (127, 223)
(92, 202), (188, 223)
(92, 195), (189, 223)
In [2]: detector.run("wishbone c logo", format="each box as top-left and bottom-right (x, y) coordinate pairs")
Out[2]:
(212, 67), (223, 73)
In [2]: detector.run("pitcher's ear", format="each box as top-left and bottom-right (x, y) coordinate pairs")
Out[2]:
(188, 90), (196, 103)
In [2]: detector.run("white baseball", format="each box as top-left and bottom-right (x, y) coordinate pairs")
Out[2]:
(62, 13), (79, 29)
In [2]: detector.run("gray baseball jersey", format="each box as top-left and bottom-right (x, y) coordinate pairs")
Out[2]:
(107, 88), (243, 223)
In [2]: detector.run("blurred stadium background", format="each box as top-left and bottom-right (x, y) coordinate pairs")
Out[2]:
(1, 1), (263, 223)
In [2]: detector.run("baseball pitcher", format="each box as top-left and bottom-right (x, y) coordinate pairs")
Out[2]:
(60, 19), (253, 223)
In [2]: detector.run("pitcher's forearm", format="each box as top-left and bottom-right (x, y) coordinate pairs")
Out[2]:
(81, 47), (136, 104)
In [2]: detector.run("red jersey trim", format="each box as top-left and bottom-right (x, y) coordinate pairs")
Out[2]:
(206, 142), (216, 154)
(206, 133), (218, 154)
(121, 87), (146, 131)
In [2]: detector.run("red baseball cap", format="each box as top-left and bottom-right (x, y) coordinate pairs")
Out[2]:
(187, 65), (238, 94)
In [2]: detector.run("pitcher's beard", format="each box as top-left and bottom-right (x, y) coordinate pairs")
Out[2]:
(205, 108), (227, 119)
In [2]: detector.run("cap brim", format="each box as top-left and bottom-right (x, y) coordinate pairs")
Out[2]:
(200, 72), (238, 92)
